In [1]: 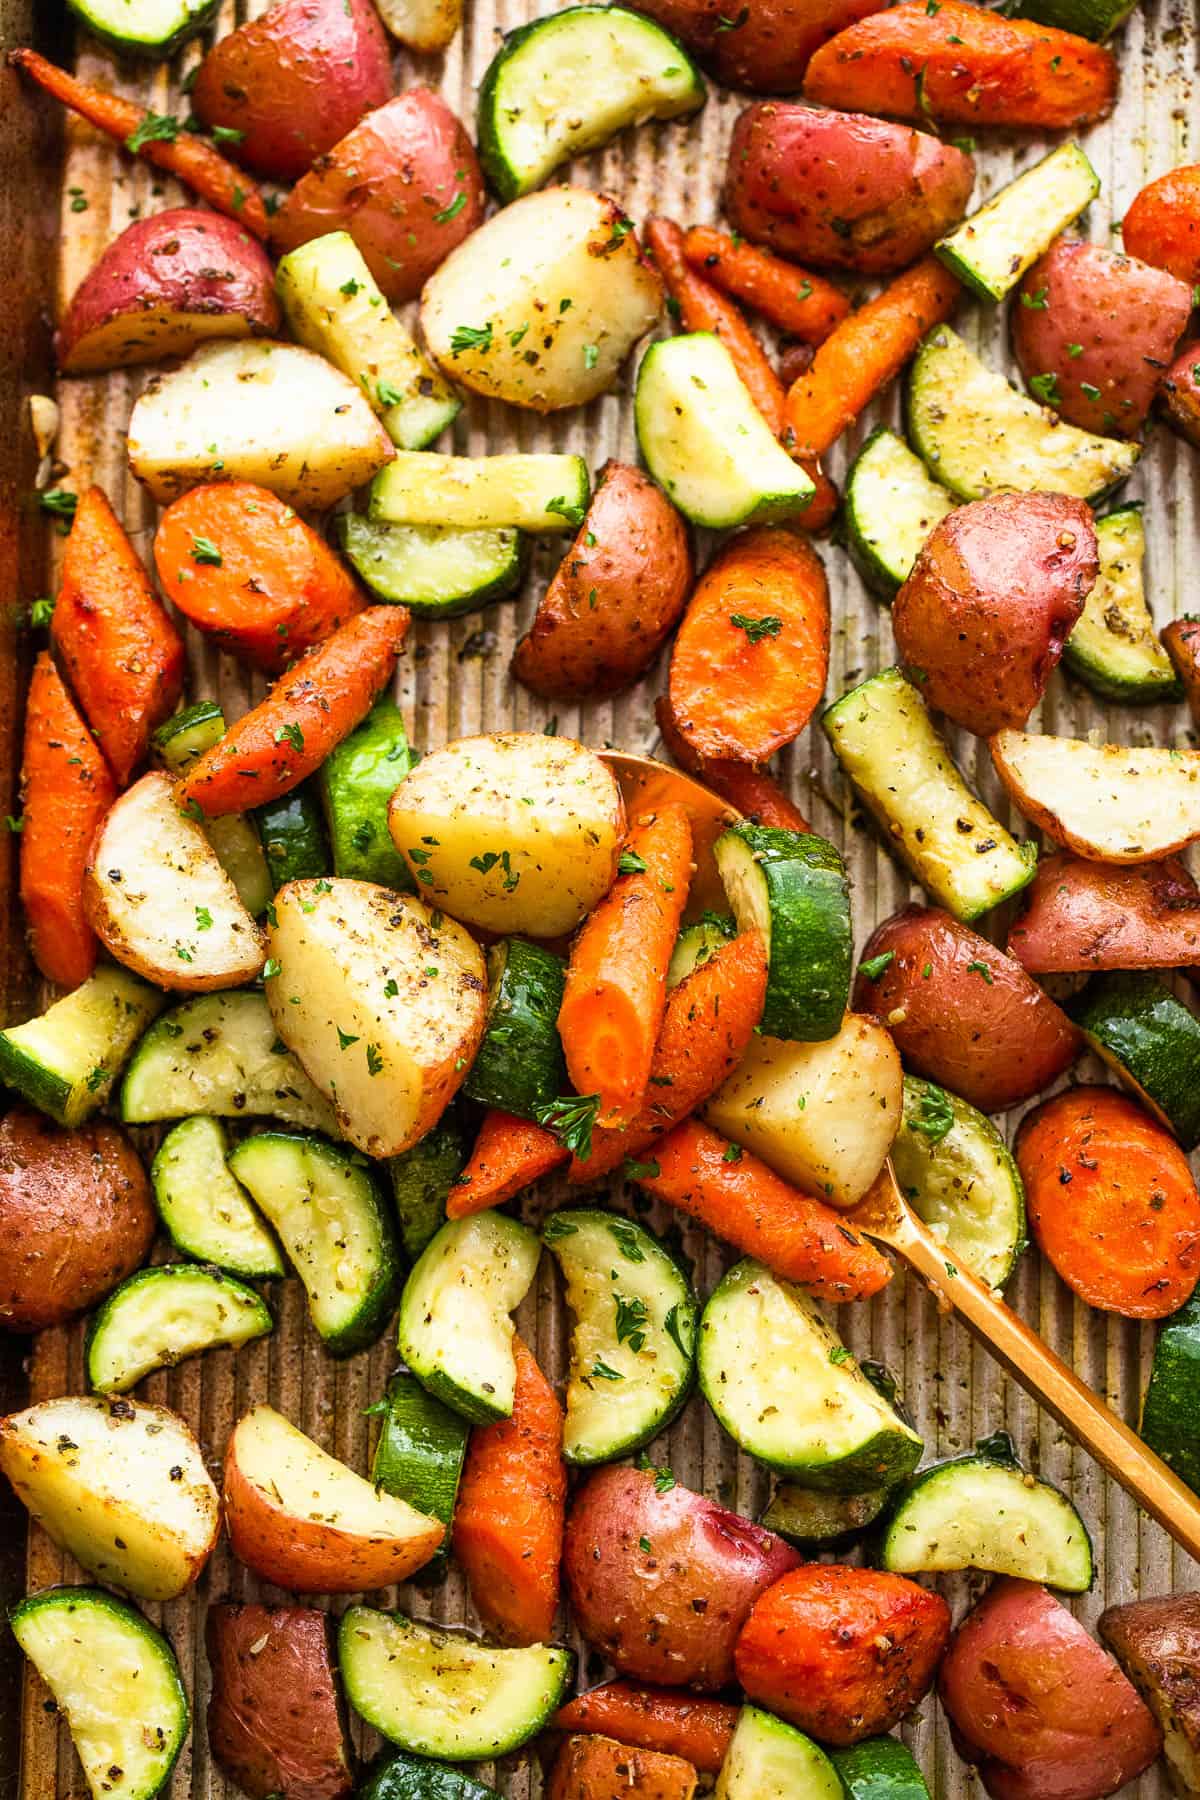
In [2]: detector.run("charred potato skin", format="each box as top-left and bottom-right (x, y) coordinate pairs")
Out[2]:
(0, 1108), (155, 1333)
(1100, 1592), (1200, 1798)
(206, 1603), (354, 1800)
(513, 462), (693, 701)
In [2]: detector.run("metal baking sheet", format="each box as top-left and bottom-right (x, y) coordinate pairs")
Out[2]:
(3, 0), (1200, 1792)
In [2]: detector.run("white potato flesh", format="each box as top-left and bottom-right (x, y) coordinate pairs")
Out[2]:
(266, 880), (487, 1157)
(387, 732), (625, 935)
(991, 730), (1200, 863)
(0, 1395), (219, 1600)
(127, 338), (394, 508)
(83, 772), (265, 991)
(375, 0), (461, 50)
(229, 1405), (438, 1540)
(704, 1014), (902, 1208)
(420, 188), (662, 411)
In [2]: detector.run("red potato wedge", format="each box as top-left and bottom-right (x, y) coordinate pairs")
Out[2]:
(192, 0), (392, 183)
(564, 1465), (800, 1691)
(56, 209), (280, 375)
(853, 904), (1080, 1114)
(224, 1403), (443, 1592)
(626, 0), (882, 93)
(990, 730), (1200, 863)
(553, 1684), (740, 1775)
(803, 0), (1117, 130)
(893, 492), (1096, 738)
(549, 1735), (697, 1800)
(940, 1578), (1162, 1800)
(1122, 165), (1200, 287)
(1163, 617), (1200, 726)
(270, 91), (484, 304)
(1012, 241), (1192, 439)
(513, 463), (692, 701)
(1160, 342), (1200, 448)
(725, 103), (974, 276)
(205, 1604), (354, 1800)
(1007, 852), (1200, 973)
(1099, 1592), (1200, 1798)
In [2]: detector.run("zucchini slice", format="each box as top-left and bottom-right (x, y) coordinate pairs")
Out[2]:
(255, 783), (330, 890)
(667, 913), (736, 989)
(714, 824), (852, 1042)
(1068, 972), (1200, 1149)
(151, 1116), (284, 1278)
(831, 1738), (932, 1800)
(0, 967), (165, 1127)
(86, 1265), (272, 1395)
(878, 1434), (1093, 1590)
(890, 1076), (1027, 1291)
(65, 0), (217, 55)
(844, 427), (956, 597)
(635, 333), (815, 528)
(698, 1260), (923, 1490)
(338, 1606), (572, 1759)
(152, 699), (224, 769)
(464, 937), (567, 1119)
(478, 5), (704, 202)
(761, 1482), (893, 1548)
(397, 1212), (541, 1423)
(228, 1132), (399, 1356)
(906, 326), (1140, 502)
(935, 142), (1099, 302)
(119, 990), (338, 1134)
(1063, 508), (1180, 702)
(371, 1371), (469, 1578)
(370, 451), (590, 533)
(360, 1753), (501, 1800)
(1141, 1291), (1200, 1495)
(319, 696), (415, 889)
(388, 1108), (469, 1260)
(823, 667), (1037, 923)
(1010, 0), (1136, 36)
(11, 1587), (189, 1800)
(155, 703), (272, 915)
(542, 1208), (696, 1464)
(338, 515), (525, 617)
(715, 1706), (843, 1800)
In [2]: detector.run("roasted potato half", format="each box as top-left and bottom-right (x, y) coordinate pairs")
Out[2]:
(206, 1603), (354, 1800)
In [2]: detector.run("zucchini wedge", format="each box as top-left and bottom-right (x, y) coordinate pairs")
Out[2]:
(152, 699), (224, 769)
(844, 427), (955, 597)
(1067, 972), (1200, 1150)
(318, 696), (416, 889)
(1063, 508), (1180, 703)
(1010, 0), (1136, 35)
(255, 783), (330, 890)
(152, 1116), (284, 1279)
(543, 1208), (696, 1464)
(388, 1108), (469, 1260)
(464, 937), (567, 1120)
(337, 515), (525, 617)
(85, 1265), (272, 1395)
(890, 1076), (1027, 1291)
(761, 1482), (893, 1548)
(935, 142), (1099, 302)
(371, 451), (590, 533)
(371, 1371), (469, 1578)
(0, 967), (165, 1127)
(338, 1606), (572, 1759)
(1141, 1291), (1200, 1495)
(832, 1738), (932, 1800)
(698, 1260), (922, 1490)
(154, 702), (272, 916)
(667, 913), (736, 989)
(360, 1754), (501, 1800)
(65, 0), (217, 55)
(715, 1705), (843, 1800)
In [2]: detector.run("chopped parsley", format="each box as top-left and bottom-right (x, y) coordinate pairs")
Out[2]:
(730, 612), (782, 644)
(533, 1091), (602, 1161)
(449, 322), (493, 355)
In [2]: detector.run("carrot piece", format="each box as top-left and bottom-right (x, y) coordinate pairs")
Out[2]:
(9, 49), (270, 238)
(633, 1117), (892, 1303)
(18, 651), (115, 990)
(575, 929), (768, 1180)
(549, 1734), (698, 1800)
(1123, 166), (1200, 286)
(177, 606), (407, 818)
(803, 0), (1116, 130)
(793, 456), (840, 533)
(654, 696), (811, 832)
(645, 216), (786, 437)
(446, 1109), (568, 1219)
(1016, 1085), (1200, 1320)
(784, 256), (960, 460)
(153, 483), (365, 673)
(452, 1335), (566, 1647)
(558, 803), (693, 1129)
(682, 227), (850, 345)
(553, 1684), (739, 1775)
(668, 527), (829, 765)
(51, 487), (186, 787)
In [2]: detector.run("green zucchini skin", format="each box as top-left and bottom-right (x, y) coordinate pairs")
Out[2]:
(934, 142), (1099, 303)
(151, 1115), (285, 1279)
(388, 1109), (469, 1261)
(891, 1075), (1027, 1291)
(338, 517), (526, 617)
(1061, 508), (1180, 703)
(371, 1372), (470, 1580)
(1068, 972), (1200, 1149)
(255, 782), (330, 890)
(66, 0), (219, 57)
(358, 1752), (501, 1800)
(464, 938), (566, 1119)
(0, 968), (165, 1128)
(1010, 0), (1136, 36)
(844, 426), (955, 597)
(1141, 1291), (1200, 1495)
(831, 1737), (933, 1800)
(85, 1264), (273, 1395)
(320, 696), (416, 888)
(151, 700), (225, 770)
(761, 1482), (893, 1549)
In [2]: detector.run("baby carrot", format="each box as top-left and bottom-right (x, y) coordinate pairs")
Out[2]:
(558, 803), (693, 1130)
(682, 227), (850, 344)
(655, 697), (812, 833)
(446, 1110), (568, 1219)
(553, 1683), (739, 1775)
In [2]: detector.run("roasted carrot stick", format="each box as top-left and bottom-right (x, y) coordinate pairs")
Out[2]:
(654, 696), (812, 833)
(446, 1110), (569, 1219)
(645, 216), (787, 437)
(668, 527), (829, 765)
(52, 487), (186, 787)
(9, 49), (271, 238)
(682, 227), (850, 345)
(784, 256), (960, 460)
(19, 651), (115, 990)
(550, 1735), (698, 1800)
(575, 929), (768, 1180)
(558, 803), (692, 1130)
(553, 1684), (740, 1775)
(452, 1335), (566, 1646)
(177, 606), (407, 818)
(634, 1117), (893, 1303)
(153, 483), (364, 673)
(803, 0), (1116, 131)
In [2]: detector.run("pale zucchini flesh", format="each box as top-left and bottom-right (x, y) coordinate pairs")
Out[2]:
(891, 1076), (1027, 1291)
(990, 730), (1200, 862)
(935, 142), (1100, 301)
(844, 426), (956, 596)
(65, 0), (217, 54)
(151, 1115), (284, 1278)
(1063, 508), (1180, 702)
(85, 1265), (272, 1394)
(716, 1706), (844, 1800)
(371, 450), (589, 533)
(338, 515), (525, 616)
(373, 0), (461, 50)
(0, 967), (165, 1127)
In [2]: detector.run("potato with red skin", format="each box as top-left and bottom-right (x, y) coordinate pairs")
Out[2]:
(1160, 340), (1200, 448)
(206, 1604), (354, 1800)
(1012, 241), (1192, 439)
(725, 105), (974, 276)
(627, 0), (883, 94)
(1163, 617), (1200, 728)
(853, 905), (1080, 1114)
(892, 492), (1096, 738)
(513, 462), (692, 702)
(270, 93), (485, 304)
(940, 1578), (1162, 1800)
(1122, 165), (1200, 287)
(563, 1465), (800, 1692)
(734, 1565), (951, 1746)
(0, 1108), (154, 1334)
(192, 0), (392, 183)
(1008, 852), (1200, 973)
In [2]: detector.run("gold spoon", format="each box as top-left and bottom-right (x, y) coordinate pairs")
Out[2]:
(603, 747), (1200, 1563)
